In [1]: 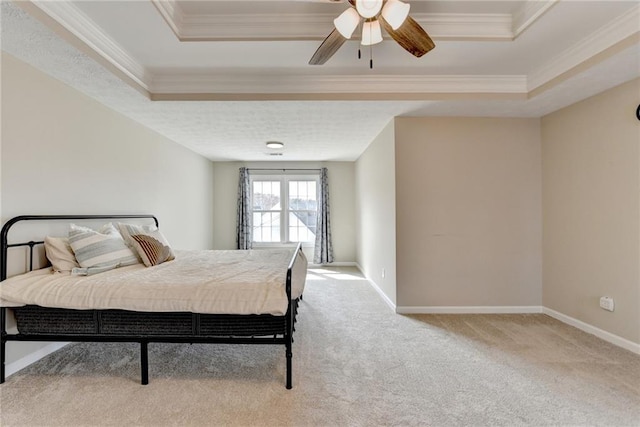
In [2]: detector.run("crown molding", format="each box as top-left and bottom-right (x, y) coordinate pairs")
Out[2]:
(151, 0), (515, 41)
(151, 0), (184, 41)
(527, 4), (640, 92)
(150, 73), (528, 96)
(180, 13), (336, 41)
(150, 0), (562, 42)
(512, 0), (558, 37)
(27, 0), (151, 91)
(417, 13), (513, 40)
(18, 0), (639, 102)
(175, 13), (515, 41)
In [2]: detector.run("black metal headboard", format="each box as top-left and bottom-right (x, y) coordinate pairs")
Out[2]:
(0, 215), (158, 281)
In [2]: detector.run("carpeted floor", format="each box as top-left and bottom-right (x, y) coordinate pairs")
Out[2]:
(1, 267), (639, 426)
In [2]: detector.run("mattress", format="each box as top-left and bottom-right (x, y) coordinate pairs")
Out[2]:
(0, 248), (307, 316)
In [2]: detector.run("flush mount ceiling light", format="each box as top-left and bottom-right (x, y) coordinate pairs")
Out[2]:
(310, 0), (435, 69)
(266, 141), (284, 149)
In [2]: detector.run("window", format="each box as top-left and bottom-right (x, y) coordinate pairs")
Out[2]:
(251, 174), (319, 244)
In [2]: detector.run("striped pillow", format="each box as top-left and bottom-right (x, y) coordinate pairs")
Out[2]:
(68, 223), (140, 269)
(117, 223), (175, 267)
(131, 231), (175, 267)
(116, 223), (157, 248)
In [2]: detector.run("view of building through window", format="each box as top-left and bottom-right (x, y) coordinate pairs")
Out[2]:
(251, 175), (318, 243)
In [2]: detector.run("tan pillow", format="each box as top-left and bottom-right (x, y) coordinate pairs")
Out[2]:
(117, 223), (175, 267)
(44, 236), (79, 272)
(131, 230), (175, 267)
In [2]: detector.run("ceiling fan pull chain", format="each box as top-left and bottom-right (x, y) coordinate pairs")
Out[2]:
(358, 19), (362, 59)
(369, 44), (373, 69)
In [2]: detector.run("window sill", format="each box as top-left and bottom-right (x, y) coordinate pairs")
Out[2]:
(252, 242), (314, 249)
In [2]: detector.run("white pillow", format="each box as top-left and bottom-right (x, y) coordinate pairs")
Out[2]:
(44, 236), (79, 272)
(68, 223), (139, 268)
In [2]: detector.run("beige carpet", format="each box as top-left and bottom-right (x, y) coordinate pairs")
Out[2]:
(1, 267), (639, 426)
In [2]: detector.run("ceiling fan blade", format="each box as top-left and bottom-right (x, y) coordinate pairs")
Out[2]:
(380, 16), (435, 58)
(309, 29), (348, 65)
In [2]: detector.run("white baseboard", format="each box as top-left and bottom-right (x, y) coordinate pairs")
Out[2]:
(355, 263), (397, 311)
(3, 307), (638, 378)
(542, 307), (640, 355)
(5, 342), (69, 378)
(308, 262), (357, 268)
(367, 279), (397, 311)
(393, 304), (639, 354)
(396, 306), (544, 314)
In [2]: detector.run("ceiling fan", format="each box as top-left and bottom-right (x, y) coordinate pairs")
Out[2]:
(309, 0), (435, 68)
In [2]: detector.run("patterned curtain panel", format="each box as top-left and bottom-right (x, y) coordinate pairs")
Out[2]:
(314, 167), (334, 264)
(236, 167), (252, 250)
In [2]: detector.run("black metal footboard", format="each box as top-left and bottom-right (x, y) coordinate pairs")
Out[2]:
(0, 215), (302, 389)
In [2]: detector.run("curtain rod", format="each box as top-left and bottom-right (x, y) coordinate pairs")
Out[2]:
(247, 168), (322, 172)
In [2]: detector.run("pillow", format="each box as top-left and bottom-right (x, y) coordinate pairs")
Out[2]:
(44, 236), (79, 272)
(116, 222), (157, 248)
(117, 223), (175, 267)
(68, 223), (140, 268)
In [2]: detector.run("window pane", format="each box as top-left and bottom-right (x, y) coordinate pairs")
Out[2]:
(272, 222), (281, 242)
(309, 183), (317, 210)
(253, 181), (280, 210)
(289, 212), (316, 242)
(290, 225), (299, 242)
(289, 181), (316, 211)
(287, 180), (318, 242)
(253, 212), (280, 242)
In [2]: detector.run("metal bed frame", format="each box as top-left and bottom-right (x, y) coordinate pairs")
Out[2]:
(0, 215), (301, 388)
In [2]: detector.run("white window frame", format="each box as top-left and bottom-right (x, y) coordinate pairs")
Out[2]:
(250, 172), (320, 247)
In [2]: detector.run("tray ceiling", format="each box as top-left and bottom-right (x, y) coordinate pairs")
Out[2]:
(2, 0), (638, 161)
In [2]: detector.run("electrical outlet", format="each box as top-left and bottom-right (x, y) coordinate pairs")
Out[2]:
(599, 296), (615, 312)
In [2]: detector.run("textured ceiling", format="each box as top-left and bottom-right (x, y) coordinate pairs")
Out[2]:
(1, 1), (639, 161)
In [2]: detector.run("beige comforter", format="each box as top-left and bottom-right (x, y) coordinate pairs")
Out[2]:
(0, 248), (307, 315)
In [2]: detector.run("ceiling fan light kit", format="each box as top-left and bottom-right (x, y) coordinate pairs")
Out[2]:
(356, 0), (384, 19)
(309, 0), (434, 67)
(334, 8), (360, 39)
(382, 0), (411, 30)
(362, 19), (383, 46)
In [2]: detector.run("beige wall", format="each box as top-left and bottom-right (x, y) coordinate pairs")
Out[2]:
(355, 120), (397, 305)
(1, 53), (215, 365)
(541, 78), (640, 344)
(212, 161), (241, 249)
(394, 117), (542, 308)
(211, 161), (356, 263)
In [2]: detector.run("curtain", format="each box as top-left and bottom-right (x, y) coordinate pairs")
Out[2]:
(236, 167), (252, 250)
(314, 167), (334, 264)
